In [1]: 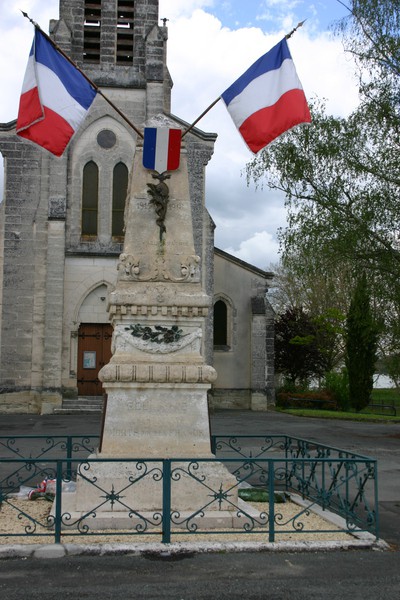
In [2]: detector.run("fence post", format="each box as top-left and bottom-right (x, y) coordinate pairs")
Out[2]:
(54, 461), (63, 544)
(284, 436), (289, 492)
(162, 459), (171, 544)
(321, 460), (326, 510)
(268, 459), (275, 543)
(66, 437), (73, 482)
(373, 460), (380, 540)
(210, 435), (216, 455)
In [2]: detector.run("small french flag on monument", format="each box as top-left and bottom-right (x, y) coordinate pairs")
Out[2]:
(221, 38), (311, 153)
(16, 30), (97, 156)
(143, 127), (182, 173)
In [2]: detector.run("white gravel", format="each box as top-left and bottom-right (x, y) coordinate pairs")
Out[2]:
(0, 497), (353, 546)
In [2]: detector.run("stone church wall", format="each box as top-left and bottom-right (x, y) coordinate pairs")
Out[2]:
(0, 0), (274, 413)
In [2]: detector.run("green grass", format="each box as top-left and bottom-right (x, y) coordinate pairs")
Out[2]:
(276, 407), (400, 422)
(276, 388), (400, 421)
(371, 387), (400, 407)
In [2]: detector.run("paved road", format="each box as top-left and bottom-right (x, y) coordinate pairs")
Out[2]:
(0, 550), (399, 600)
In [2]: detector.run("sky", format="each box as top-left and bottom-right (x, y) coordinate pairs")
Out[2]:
(0, 0), (360, 269)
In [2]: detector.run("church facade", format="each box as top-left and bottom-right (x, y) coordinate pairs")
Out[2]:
(0, 0), (274, 414)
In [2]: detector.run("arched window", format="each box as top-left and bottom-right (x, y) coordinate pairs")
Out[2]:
(214, 299), (228, 346)
(112, 162), (128, 238)
(82, 161), (99, 236)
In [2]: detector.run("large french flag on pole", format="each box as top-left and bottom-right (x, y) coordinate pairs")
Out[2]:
(16, 29), (97, 156)
(221, 38), (311, 154)
(142, 127), (182, 173)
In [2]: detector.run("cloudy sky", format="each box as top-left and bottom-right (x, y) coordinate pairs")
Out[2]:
(0, 0), (360, 269)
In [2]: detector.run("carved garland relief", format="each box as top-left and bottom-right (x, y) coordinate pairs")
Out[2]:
(112, 324), (202, 355)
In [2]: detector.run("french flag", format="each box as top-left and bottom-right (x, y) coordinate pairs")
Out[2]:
(16, 29), (97, 157)
(221, 38), (311, 153)
(142, 127), (182, 173)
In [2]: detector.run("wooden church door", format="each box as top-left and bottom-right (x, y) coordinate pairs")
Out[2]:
(77, 324), (113, 396)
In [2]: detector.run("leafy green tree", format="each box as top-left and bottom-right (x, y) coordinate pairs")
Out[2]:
(247, 0), (400, 280)
(275, 307), (330, 387)
(267, 259), (349, 370)
(345, 274), (379, 411)
(336, 0), (400, 83)
(248, 0), (400, 387)
(323, 369), (350, 411)
(247, 97), (400, 293)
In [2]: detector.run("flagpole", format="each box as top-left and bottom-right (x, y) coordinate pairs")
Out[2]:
(21, 11), (144, 139)
(181, 97), (221, 139)
(181, 20), (307, 139)
(285, 19), (307, 40)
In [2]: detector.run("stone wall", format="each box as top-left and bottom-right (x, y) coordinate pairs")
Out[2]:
(212, 249), (274, 409)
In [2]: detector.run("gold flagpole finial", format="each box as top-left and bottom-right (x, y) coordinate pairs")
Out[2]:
(20, 10), (39, 28)
(285, 19), (307, 40)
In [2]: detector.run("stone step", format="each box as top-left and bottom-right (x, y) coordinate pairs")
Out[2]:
(54, 396), (104, 414)
(54, 408), (103, 414)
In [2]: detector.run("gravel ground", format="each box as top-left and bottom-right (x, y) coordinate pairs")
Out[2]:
(0, 497), (352, 545)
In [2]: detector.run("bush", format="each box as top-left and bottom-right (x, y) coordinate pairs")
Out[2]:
(276, 390), (337, 410)
(323, 370), (350, 411)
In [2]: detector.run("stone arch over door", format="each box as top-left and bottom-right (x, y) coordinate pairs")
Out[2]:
(74, 284), (112, 396)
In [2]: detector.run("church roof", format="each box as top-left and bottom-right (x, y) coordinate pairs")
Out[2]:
(214, 247), (274, 280)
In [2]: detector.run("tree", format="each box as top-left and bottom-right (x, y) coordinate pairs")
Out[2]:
(275, 307), (330, 387)
(247, 97), (400, 293)
(247, 0), (399, 284)
(345, 274), (379, 411)
(247, 0), (400, 288)
(267, 259), (348, 371)
(247, 0), (400, 385)
(336, 1), (400, 84)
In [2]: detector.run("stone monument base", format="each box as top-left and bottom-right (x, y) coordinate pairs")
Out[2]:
(98, 383), (215, 458)
(56, 499), (260, 533)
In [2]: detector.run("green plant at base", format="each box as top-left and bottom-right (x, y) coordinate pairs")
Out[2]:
(238, 489), (285, 503)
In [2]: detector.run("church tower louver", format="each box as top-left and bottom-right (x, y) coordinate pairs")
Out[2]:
(0, 0), (274, 414)
(52, 0), (172, 117)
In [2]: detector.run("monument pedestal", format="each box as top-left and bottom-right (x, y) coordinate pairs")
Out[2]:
(98, 383), (213, 458)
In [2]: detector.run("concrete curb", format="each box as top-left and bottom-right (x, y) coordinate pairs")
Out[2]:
(0, 537), (389, 560)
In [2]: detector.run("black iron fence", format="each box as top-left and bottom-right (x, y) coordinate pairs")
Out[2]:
(0, 434), (379, 544)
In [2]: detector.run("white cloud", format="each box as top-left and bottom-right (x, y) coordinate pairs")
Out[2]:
(0, 3), (59, 122)
(159, 0), (215, 21)
(223, 231), (280, 269)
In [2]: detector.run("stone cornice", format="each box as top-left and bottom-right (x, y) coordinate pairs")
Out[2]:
(99, 363), (217, 384)
(109, 305), (209, 318)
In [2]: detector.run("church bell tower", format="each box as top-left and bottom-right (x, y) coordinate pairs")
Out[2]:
(49, 0), (172, 118)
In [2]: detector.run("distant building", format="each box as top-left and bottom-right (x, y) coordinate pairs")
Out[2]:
(0, 0), (274, 414)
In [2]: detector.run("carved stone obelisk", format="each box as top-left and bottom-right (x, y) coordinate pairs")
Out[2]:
(62, 128), (240, 529)
(98, 137), (217, 458)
